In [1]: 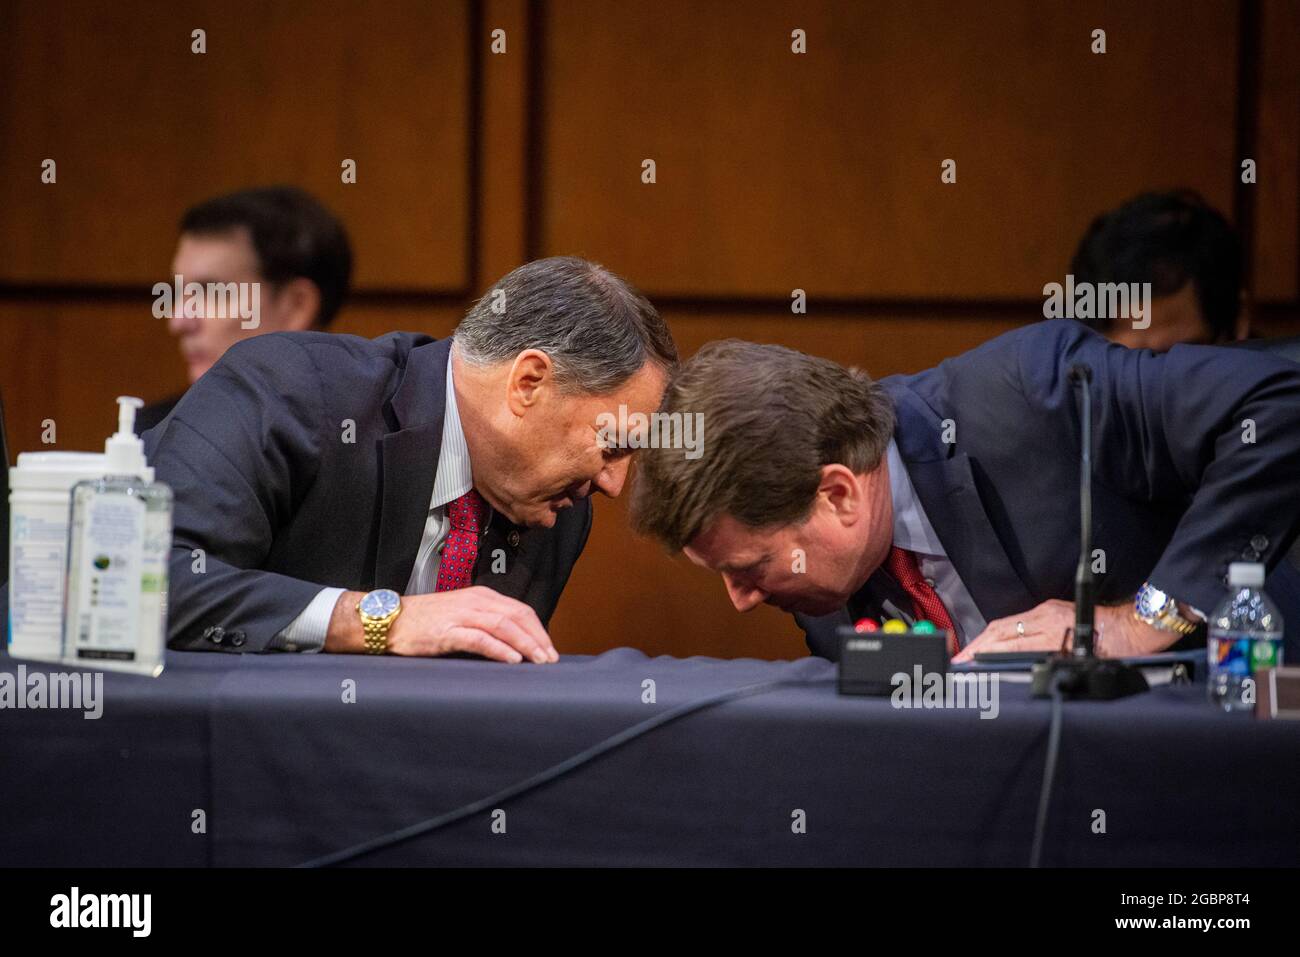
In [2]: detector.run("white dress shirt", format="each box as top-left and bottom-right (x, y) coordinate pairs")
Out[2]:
(885, 439), (987, 646)
(269, 354), (473, 652)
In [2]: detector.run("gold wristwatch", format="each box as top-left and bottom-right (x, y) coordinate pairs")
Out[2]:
(357, 588), (402, 654)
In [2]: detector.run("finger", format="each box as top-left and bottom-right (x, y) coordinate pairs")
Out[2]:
(989, 633), (1062, 655)
(468, 609), (552, 664)
(952, 632), (998, 663)
(953, 640), (995, 664)
(953, 625), (1029, 663)
(980, 614), (1047, 647)
(469, 587), (555, 654)
(507, 600), (553, 651)
(960, 620), (1015, 653)
(445, 626), (524, 663)
(986, 635), (1034, 653)
(493, 595), (557, 660)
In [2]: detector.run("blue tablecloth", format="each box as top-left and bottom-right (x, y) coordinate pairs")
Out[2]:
(1, 648), (1296, 866)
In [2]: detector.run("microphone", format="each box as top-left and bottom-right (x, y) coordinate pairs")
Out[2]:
(1031, 362), (1148, 699)
(1069, 363), (1095, 655)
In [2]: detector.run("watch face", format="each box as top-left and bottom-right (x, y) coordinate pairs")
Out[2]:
(360, 589), (400, 618)
(1136, 584), (1169, 618)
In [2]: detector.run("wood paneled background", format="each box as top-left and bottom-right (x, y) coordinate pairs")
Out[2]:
(1, 0), (1297, 659)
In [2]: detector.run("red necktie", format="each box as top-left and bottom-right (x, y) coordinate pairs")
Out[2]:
(435, 489), (488, 592)
(882, 546), (958, 655)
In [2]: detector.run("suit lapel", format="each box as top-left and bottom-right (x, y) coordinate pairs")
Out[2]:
(373, 338), (453, 591)
(885, 380), (1038, 623)
(474, 517), (537, 599)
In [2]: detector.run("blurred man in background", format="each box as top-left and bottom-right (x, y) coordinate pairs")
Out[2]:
(137, 186), (353, 432)
(1066, 189), (1247, 351)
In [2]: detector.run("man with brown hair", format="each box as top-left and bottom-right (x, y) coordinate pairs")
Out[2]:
(630, 321), (1300, 662)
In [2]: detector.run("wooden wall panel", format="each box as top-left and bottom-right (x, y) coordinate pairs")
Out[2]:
(0, 302), (188, 454)
(539, 0), (1241, 300)
(329, 304), (464, 343)
(1253, 0), (1300, 303)
(0, 0), (471, 292)
(480, 0), (531, 284)
(0, 302), (464, 457)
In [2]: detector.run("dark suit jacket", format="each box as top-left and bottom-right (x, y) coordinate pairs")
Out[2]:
(134, 393), (183, 435)
(798, 320), (1300, 661)
(139, 332), (592, 652)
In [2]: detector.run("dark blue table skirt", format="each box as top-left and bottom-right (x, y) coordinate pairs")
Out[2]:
(1, 648), (1296, 866)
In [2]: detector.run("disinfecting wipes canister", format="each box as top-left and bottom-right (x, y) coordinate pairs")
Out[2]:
(7, 451), (107, 662)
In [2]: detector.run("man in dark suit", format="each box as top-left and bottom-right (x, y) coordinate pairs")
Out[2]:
(144, 257), (676, 661)
(630, 320), (1300, 661)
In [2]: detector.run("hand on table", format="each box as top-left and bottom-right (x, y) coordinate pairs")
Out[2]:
(951, 599), (1176, 663)
(328, 587), (558, 663)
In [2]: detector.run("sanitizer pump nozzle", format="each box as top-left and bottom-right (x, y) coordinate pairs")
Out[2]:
(104, 396), (153, 479)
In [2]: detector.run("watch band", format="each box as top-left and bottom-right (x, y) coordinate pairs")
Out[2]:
(361, 614), (395, 654)
(1132, 595), (1199, 636)
(1156, 602), (1199, 636)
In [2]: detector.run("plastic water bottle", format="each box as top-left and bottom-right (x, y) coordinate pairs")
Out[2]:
(1207, 563), (1284, 712)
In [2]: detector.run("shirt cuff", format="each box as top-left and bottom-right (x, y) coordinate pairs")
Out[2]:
(267, 587), (346, 653)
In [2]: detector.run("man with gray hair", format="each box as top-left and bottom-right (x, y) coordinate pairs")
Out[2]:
(142, 257), (676, 661)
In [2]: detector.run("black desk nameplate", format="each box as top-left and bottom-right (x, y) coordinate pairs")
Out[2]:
(837, 627), (951, 696)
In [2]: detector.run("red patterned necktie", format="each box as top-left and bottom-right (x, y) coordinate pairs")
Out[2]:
(435, 489), (488, 592)
(882, 545), (958, 655)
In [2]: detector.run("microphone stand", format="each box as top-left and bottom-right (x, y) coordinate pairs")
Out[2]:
(1031, 364), (1148, 700)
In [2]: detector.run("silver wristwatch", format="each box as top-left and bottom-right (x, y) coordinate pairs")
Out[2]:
(1133, 582), (1200, 637)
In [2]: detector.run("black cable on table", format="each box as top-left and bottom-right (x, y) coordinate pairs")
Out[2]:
(1029, 672), (1068, 868)
(298, 676), (825, 867)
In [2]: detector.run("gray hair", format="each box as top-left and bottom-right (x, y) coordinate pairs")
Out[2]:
(453, 257), (678, 393)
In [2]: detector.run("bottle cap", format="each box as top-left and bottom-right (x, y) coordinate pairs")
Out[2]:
(1227, 562), (1265, 589)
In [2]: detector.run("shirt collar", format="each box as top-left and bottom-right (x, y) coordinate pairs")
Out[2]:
(430, 352), (473, 510)
(886, 438), (946, 557)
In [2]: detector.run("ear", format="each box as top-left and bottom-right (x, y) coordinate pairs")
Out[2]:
(271, 278), (322, 332)
(817, 463), (864, 525)
(505, 349), (555, 416)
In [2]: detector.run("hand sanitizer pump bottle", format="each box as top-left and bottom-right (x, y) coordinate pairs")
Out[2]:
(63, 397), (173, 676)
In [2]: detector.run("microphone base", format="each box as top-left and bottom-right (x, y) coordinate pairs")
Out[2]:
(1030, 653), (1150, 700)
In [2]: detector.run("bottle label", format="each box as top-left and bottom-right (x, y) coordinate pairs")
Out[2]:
(139, 506), (172, 654)
(1250, 636), (1282, 671)
(8, 510), (72, 658)
(1209, 630), (1284, 677)
(70, 492), (145, 661)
